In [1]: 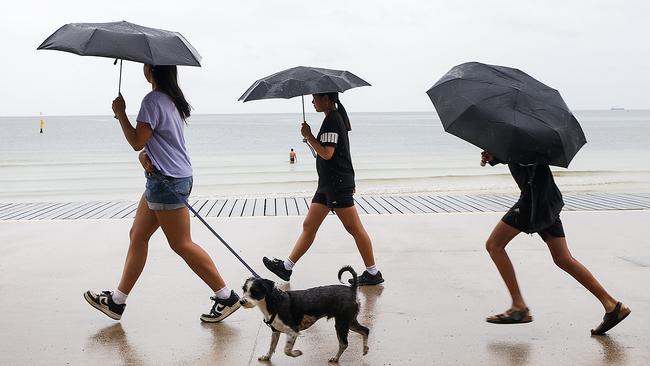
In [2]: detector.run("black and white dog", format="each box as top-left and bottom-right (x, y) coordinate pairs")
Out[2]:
(240, 266), (370, 363)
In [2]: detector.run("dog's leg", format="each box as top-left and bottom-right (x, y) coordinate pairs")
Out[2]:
(329, 320), (350, 363)
(350, 320), (370, 355)
(258, 331), (280, 361)
(284, 332), (303, 357)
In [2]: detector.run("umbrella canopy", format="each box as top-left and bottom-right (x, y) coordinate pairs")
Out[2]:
(238, 66), (370, 102)
(37, 21), (201, 66)
(427, 62), (586, 168)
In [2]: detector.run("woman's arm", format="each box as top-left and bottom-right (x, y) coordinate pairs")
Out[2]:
(113, 94), (153, 151)
(138, 150), (154, 172)
(301, 122), (334, 160)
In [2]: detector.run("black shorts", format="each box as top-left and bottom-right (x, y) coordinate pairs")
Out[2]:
(312, 189), (355, 209)
(501, 209), (565, 241)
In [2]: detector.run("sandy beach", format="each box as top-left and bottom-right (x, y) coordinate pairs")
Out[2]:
(1, 210), (648, 365)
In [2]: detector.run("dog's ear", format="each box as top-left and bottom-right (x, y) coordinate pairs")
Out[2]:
(261, 279), (275, 295)
(249, 278), (275, 300)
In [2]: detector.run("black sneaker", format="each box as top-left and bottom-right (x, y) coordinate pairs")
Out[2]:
(263, 257), (292, 281)
(200, 290), (241, 323)
(350, 270), (385, 286)
(84, 290), (126, 320)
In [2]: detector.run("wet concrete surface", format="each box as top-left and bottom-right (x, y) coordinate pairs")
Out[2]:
(1, 210), (648, 365)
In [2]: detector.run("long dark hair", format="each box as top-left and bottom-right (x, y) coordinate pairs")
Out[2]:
(151, 65), (192, 120)
(316, 92), (351, 131)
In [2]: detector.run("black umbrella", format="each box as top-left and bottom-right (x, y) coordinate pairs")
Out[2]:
(239, 66), (370, 122)
(427, 62), (586, 168)
(37, 21), (201, 93)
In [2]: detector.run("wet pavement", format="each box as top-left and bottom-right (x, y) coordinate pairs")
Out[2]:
(1, 210), (648, 365)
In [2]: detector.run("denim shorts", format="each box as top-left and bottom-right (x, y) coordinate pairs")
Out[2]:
(144, 171), (193, 211)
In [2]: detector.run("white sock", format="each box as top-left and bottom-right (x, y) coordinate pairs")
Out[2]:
(112, 289), (128, 305)
(214, 286), (232, 300)
(283, 258), (295, 271)
(366, 265), (379, 276)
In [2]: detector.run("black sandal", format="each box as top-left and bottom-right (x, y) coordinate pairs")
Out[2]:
(486, 307), (533, 324)
(591, 302), (631, 335)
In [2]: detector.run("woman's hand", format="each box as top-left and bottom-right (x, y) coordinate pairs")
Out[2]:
(300, 122), (312, 139)
(112, 93), (126, 118)
(138, 150), (154, 172)
(480, 151), (493, 166)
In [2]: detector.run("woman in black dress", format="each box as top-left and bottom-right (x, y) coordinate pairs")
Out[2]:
(481, 151), (629, 335)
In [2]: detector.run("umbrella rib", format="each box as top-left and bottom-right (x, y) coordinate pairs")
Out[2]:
(142, 33), (154, 65)
(81, 28), (100, 55)
(176, 34), (201, 66)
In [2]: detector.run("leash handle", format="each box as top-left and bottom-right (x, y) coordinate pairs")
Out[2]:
(154, 171), (261, 278)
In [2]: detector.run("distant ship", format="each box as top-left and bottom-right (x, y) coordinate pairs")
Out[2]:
(610, 107), (625, 111)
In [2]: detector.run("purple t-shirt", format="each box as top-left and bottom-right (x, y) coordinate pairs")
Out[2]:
(136, 91), (192, 178)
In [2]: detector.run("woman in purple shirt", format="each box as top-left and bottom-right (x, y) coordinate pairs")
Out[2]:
(84, 64), (240, 323)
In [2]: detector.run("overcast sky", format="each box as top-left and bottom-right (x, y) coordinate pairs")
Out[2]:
(1, 0), (649, 116)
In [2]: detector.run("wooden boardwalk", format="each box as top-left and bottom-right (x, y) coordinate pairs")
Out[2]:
(1, 192), (649, 221)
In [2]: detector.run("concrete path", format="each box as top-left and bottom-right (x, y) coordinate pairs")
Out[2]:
(1, 211), (648, 365)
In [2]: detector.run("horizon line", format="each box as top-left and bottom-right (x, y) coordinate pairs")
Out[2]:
(2, 108), (650, 118)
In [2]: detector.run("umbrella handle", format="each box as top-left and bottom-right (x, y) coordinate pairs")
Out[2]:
(118, 59), (123, 95)
(113, 59), (123, 119)
(301, 95), (306, 122)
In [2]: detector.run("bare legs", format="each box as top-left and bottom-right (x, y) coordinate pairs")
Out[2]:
(333, 206), (376, 267)
(117, 195), (159, 294)
(288, 203), (330, 263)
(545, 236), (618, 312)
(288, 203), (376, 267)
(485, 221), (527, 310)
(117, 194), (227, 295)
(154, 206), (226, 291)
(486, 220), (623, 315)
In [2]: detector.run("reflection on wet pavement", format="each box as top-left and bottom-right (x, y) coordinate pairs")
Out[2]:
(487, 341), (531, 366)
(87, 323), (142, 365)
(593, 335), (627, 365)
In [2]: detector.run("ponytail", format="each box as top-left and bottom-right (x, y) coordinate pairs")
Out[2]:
(320, 92), (351, 131)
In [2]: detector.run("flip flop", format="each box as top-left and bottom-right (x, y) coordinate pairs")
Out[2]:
(486, 307), (533, 324)
(591, 302), (631, 335)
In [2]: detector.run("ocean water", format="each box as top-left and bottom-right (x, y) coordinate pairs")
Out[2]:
(1, 110), (649, 202)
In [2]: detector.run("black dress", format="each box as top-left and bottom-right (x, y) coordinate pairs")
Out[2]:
(492, 160), (564, 235)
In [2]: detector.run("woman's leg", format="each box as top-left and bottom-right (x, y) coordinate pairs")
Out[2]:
(288, 202), (330, 263)
(544, 236), (619, 312)
(485, 221), (527, 309)
(333, 206), (375, 267)
(117, 195), (160, 294)
(154, 207), (226, 292)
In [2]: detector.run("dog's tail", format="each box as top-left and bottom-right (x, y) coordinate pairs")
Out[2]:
(338, 265), (358, 291)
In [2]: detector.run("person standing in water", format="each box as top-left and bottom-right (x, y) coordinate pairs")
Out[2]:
(84, 64), (241, 323)
(263, 93), (384, 286)
(289, 148), (297, 164)
(481, 151), (629, 335)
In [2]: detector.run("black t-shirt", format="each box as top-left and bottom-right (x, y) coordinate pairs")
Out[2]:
(492, 160), (564, 233)
(315, 111), (355, 193)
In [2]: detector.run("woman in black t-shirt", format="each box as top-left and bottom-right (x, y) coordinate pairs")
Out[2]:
(262, 93), (383, 286)
(481, 151), (629, 335)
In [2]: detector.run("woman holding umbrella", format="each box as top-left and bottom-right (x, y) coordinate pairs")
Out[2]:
(429, 62), (630, 335)
(262, 93), (384, 286)
(83, 64), (241, 322)
(480, 151), (630, 334)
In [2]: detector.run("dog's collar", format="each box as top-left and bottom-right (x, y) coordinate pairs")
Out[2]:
(264, 313), (278, 332)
